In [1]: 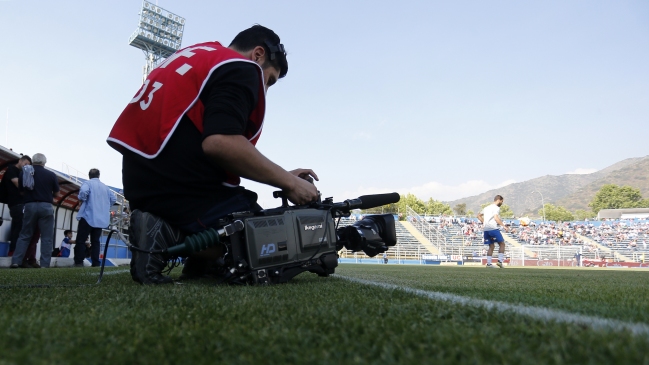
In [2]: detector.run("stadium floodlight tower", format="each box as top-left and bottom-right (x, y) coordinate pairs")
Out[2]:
(128, 1), (186, 83)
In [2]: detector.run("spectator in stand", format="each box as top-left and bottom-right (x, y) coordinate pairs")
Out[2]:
(10, 153), (59, 269)
(74, 169), (117, 267)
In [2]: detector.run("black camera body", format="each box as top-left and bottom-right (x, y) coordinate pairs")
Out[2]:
(212, 193), (399, 285)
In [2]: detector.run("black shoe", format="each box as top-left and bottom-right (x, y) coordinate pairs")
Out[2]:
(129, 210), (184, 285)
(74, 263), (84, 267)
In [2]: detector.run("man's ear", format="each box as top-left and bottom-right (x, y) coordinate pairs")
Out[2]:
(252, 46), (267, 64)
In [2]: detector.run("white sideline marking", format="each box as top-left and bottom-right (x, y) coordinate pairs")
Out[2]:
(91, 269), (130, 276)
(336, 275), (649, 337)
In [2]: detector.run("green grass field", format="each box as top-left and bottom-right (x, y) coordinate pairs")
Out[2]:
(1, 264), (649, 365)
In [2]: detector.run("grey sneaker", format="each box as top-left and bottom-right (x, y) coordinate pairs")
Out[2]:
(486, 264), (496, 268)
(129, 210), (184, 285)
(496, 261), (504, 269)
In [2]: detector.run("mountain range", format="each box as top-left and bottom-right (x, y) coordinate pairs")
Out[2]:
(446, 156), (649, 216)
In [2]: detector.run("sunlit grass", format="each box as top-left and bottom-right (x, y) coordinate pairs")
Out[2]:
(0, 265), (647, 364)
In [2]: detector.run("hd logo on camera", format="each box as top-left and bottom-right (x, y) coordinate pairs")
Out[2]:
(260, 243), (277, 257)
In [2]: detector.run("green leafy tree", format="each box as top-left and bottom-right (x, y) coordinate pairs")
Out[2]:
(426, 198), (453, 215)
(589, 184), (646, 213)
(499, 205), (515, 218)
(367, 194), (453, 217)
(541, 204), (574, 222)
(362, 203), (398, 214)
(453, 203), (467, 216)
(466, 210), (475, 218)
(398, 193), (426, 215)
(480, 202), (515, 218)
(573, 209), (595, 221)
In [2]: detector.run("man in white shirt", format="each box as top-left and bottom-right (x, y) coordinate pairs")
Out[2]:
(477, 195), (510, 268)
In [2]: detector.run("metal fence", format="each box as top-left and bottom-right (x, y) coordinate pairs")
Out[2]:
(405, 206), (446, 253)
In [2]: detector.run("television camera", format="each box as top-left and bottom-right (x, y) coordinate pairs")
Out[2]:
(160, 191), (401, 285)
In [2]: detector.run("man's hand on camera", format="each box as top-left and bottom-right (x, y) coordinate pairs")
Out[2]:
(284, 174), (318, 205)
(289, 168), (319, 183)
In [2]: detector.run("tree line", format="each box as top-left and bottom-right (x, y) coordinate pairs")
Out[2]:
(541, 184), (649, 221)
(362, 193), (515, 218)
(362, 184), (649, 221)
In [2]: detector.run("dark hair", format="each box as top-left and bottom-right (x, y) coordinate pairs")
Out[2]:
(494, 195), (504, 201)
(229, 24), (288, 79)
(19, 155), (32, 164)
(89, 168), (100, 179)
(64, 230), (72, 236)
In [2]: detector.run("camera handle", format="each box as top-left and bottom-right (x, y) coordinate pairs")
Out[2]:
(272, 190), (290, 208)
(273, 176), (320, 207)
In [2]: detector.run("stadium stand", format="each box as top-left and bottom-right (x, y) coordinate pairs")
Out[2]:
(337, 203), (649, 265)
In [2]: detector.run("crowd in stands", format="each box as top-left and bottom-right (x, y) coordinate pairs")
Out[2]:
(578, 221), (649, 251)
(510, 223), (587, 246)
(409, 213), (649, 254)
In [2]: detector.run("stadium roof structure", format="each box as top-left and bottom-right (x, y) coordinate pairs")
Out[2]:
(597, 208), (649, 220)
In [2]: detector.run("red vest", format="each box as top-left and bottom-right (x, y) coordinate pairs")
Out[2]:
(107, 41), (265, 187)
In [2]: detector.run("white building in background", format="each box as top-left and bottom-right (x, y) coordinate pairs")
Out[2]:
(598, 208), (649, 220)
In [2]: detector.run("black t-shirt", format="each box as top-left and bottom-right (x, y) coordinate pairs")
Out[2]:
(3, 165), (24, 207)
(20, 165), (59, 203)
(122, 61), (260, 226)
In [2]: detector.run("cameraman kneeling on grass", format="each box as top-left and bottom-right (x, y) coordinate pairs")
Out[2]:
(107, 25), (318, 284)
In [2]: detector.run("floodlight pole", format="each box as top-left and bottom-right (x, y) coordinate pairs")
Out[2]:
(531, 191), (546, 223)
(128, 0), (186, 84)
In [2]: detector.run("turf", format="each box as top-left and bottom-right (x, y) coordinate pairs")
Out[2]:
(1, 265), (648, 365)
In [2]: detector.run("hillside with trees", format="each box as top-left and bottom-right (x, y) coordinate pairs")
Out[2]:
(554, 157), (649, 211)
(368, 156), (649, 220)
(446, 156), (649, 216)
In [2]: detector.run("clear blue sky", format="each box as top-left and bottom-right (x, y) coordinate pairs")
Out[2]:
(1, 0), (647, 207)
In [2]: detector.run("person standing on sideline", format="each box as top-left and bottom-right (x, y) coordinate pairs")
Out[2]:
(1, 155), (31, 256)
(383, 252), (388, 264)
(74, 169), (116, 267)
(10, 153), (59, 268)
(477, 195), (510, 269)
(1, 155), (41, 267)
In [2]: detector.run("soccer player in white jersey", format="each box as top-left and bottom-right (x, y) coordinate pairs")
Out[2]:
(477, 195), (510, 268)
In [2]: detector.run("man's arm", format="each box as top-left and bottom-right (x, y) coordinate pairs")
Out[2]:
(200, 63), (317, 204)
(202, 135), (317, 205)
(78, 182), (89, 202)
(477, 212), (484, 223)
(108, 189), (116, 205)
(52, 174), (60, 197)
(494, 214), (510, 232)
